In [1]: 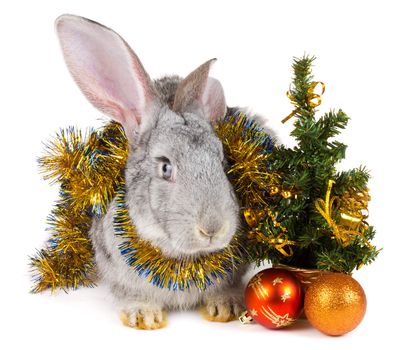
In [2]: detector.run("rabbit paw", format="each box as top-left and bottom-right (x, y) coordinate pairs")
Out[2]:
(201, 295), (244, 322)
(120, 306), (167, 330)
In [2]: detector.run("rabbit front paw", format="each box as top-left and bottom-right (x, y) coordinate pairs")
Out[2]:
(120, 305), (167, 330)
(201, 294), (244, 322)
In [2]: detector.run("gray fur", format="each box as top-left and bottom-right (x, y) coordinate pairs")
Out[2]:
(56, 14), (256, 328)
(153, 75), (182, 108)
(90, 78), (247, 326)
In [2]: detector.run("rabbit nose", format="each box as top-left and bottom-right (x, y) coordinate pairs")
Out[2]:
(197, 222), (228, 238)
(198, 227), (215, 237)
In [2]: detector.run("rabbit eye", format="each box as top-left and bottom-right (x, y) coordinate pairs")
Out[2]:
(155, 156), (175, 181)
(162, 163), (173, 180)
(157, 157), (173, 181)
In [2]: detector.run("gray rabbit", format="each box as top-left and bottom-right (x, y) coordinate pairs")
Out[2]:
(56, 14), (250, 329)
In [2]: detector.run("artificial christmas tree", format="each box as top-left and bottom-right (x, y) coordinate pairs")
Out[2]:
(245, 56), (379, 273)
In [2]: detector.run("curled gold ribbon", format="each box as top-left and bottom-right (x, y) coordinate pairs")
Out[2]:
(282, 81), (325, 123)
(249, 230), (295, 257)
(246, 207), (295, 257)
(315, 179), (372, 248)
(307, 81), (326, 108)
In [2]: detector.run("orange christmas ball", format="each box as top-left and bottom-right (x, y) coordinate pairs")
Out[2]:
(304, 273), (366, 336)
(244, 268), (303, 329)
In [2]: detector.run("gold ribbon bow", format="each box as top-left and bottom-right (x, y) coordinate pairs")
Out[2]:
(282, 81), (326, 123)
(315, 179), (372, 248)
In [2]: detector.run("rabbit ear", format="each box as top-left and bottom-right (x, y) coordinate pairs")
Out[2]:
(172, 59), (226, 123)
(55, 15), (155, 136)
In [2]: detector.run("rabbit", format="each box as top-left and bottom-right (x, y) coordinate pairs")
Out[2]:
(55, 14), (250, 330)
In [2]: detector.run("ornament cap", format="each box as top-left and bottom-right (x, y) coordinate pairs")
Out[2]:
(239, 311), (254, 325)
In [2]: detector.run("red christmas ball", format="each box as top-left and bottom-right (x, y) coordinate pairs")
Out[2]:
(244, 268), (303, 329)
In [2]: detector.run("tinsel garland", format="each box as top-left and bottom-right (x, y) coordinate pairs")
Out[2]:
(215, 116), (296, 257)
(30, 56), (379, 290)
(31, 123), (128, 292)
(114, 183), (243, 290)
(30, 113), (280, 292)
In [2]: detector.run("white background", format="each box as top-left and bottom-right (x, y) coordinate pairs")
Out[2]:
(0, 0), (396, 349)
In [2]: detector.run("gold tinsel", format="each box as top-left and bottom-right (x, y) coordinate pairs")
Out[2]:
(215, 114), (295, 257)
(31, 115), (288, 292)
(33, 113), (373, 292)
(31, 123), (128, 292)
(114, 184), (243, 290)
(215, 113), (279, 206)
